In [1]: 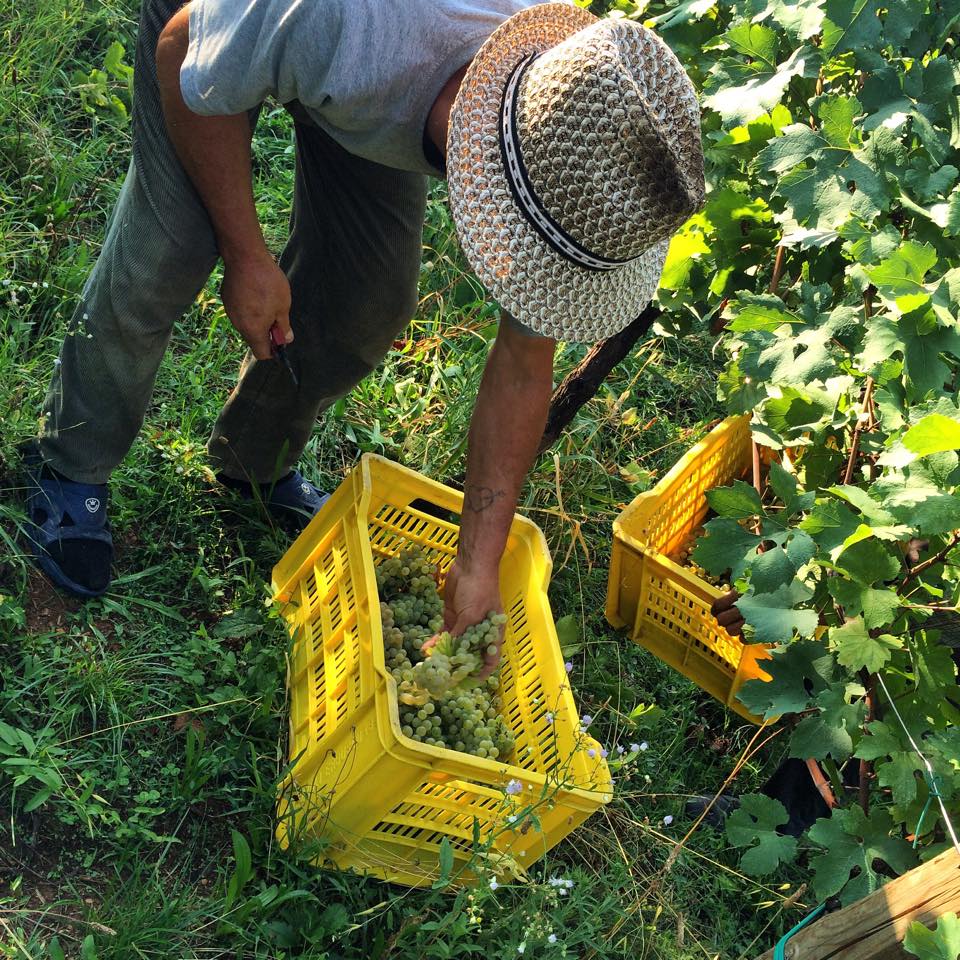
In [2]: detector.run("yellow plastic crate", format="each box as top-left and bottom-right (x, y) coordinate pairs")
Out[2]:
(272, 454), (611, 888)
(605, 416), (773, 723)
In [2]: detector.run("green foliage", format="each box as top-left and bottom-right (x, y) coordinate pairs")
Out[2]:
(808, 807), (917, 904)
(725, 794), (798, 873)
(904, 913), (960, 960)
(71, 40), (134, 119)
(636, 0), (960, 907)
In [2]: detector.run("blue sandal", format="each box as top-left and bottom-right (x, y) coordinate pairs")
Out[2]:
(21, 444), (113, 598)
(219, 469), (330, 529)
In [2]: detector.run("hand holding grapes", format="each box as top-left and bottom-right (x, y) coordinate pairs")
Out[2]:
(377, 548), (514, 758)
(427, 557), (505, 679)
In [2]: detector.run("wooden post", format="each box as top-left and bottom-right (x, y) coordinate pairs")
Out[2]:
(754, 849), (960, 960)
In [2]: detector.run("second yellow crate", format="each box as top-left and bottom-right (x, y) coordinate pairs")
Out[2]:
(605, 416), (773, 723)
(272, 455), (611, 888)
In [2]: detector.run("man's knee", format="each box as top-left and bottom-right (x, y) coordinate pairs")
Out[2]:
(350, 279), (419, 362)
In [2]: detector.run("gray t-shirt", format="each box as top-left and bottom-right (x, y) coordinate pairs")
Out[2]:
(180, 0), (544, 176)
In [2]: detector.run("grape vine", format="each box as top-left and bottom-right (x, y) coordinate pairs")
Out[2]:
(585, 0), (960, 908)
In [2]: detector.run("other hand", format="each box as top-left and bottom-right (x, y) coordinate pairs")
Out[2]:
(710, 589), (744, 637)
(425, 558), (505, 680)
(220, 250), (293, 360)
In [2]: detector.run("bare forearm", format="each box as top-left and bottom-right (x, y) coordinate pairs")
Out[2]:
(155, 7), (292, 357)
(155, 7), (266, 263)
(458, 318), (555, 576)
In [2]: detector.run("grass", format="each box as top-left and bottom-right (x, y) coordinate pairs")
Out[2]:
(1, 2), (809, 957)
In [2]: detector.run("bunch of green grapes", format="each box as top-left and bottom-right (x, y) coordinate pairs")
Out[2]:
(376, 547), (515, 760)
(405, 612), (507, 701)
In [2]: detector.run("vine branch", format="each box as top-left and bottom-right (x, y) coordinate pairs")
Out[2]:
(842, 376), (874, 485)
(901, 532), (960, 587)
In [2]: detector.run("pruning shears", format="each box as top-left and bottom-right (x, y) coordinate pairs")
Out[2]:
(269, 323), (299, 388)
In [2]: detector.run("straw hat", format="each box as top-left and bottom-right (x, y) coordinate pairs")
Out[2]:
(446, 3), (705, 342)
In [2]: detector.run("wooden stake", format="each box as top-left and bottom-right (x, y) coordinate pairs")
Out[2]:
(753, 849), (960, 960)
(538, 305), (659, 455)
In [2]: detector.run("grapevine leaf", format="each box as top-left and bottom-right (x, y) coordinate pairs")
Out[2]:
(749, 530), (817, 592)
(723, 22), (779, 62)
(904, 164), (959, 204)
(737, 581), (819, 644)
(903, 413), (960, 456)
(703, 44), (811, 127)
(840, 220), (902, 264)
(833, 537), (902, 586)
(828, 580), (901, 630)
(761, 387), (834, 439)
(789, 684), (865, 760)
(944, 188), (960, 237)
(660, 229), (711, 291)
(758, 101), (890, 239)
(692, 518), (762, 581)
(807, 806), (918, 904)
(705, 480), (765, 519)
(647, 0), (716, 30)
(728, 292), (799, 332)
(866, 241), (939, 313)
(822, 0), (882, 56)
(881, 0), (927, 48)
(854, 720), (902, 761)
(768, 460), (816, 515)
(719, 360), (769, 414)
(725, 794), (797, 875)
(870, 475), (960, 536)
(861, 314), (960, 398)
(736, 639), (835, 719)
(861, 315), (905, 370)
(800, 499), (862, 557)
(826, 485), (900, 528)
(737, 328), (836, 387)
(901, 190), (956, 231)
(819, 95), (861, 149)
(912, 631), (959, 704)
(754, 0), (826, 40)
(829, 617), (902, 672)
(753, 123), (824, 175)
(776, 152), (885, 235)
(903, 913), (960, 960)
(873, 382), (908, 433)
(901, 312), (960, 398)
(876, 751), (923, 807)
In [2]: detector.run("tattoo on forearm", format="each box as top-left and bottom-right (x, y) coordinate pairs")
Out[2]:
(464, 486), (505, 513)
